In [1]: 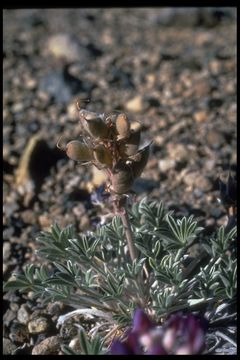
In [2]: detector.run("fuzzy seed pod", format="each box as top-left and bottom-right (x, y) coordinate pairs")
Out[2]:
(111, 161), (135, 194)
(119, 127), (141, 157)
(130, 142), (151, 177)
(93, 145), (113, 168)
(66, 140), (93, 161)
(116, 113), (130, 139)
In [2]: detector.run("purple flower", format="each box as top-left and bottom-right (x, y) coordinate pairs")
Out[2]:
(90, 185), (109, 206)
(162, 313), (208, 355)
(132, 308), (155, 335)
(110, 310), (208, 355)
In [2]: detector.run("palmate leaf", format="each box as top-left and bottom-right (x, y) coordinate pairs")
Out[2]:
(162, 214), (203, 248)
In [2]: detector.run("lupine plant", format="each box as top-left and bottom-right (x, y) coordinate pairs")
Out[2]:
(4, 107), (237, 355)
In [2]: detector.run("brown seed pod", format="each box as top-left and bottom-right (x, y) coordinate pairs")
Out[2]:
(85, 118), (109, 139)
(79, 110), (108, 139)
(119, 127), (141, 157)
(93, 144), (113, 168)
(66, 140), (93, 161)
(130, 142), (151, 177)
(115, 113), (130, 139)
(111, 161), (135, 194)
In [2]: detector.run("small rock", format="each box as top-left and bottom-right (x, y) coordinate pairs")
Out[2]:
(47, 302), (64, 317)
(79, 214), (91, 231)
(17, 304), (30, 325)
(205, 159), (216, 171)
(28, 316), (51, 334)
(32, 336), (61, 355)
(9, 323), (28, 344)
(168, 143), (189, 162)
(184, 172), (212, 191)
(158, 159), (176, 172)
(154, 135), (165, 146)
(47, 34), (82, 62)
(3, 242), (11, 260)
(3, 338), (17, 355)
(25, 78), (37, 90)
(193, 111), (208, 123)
(67, 102), (79, 120)
(10, 303), (19, 312)
(3, 309), (16, 327)
(21, 209), (36, 224)
(69, 337), (81, 352)
(38, 214), (52, 229)
(206, 130), (224, 149)
(12, 102), (24, 113)
(210, 207), (223, 218)
(209, 60), (222, 75)
(193, 80), (210, 97)
(125, 95), (144, 113)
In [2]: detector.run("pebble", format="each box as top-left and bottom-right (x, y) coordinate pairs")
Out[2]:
(25, 78), (37, 90)
(12, 102), (24, 113)
(184, 172), (212, 191)
(206, 130), (224, 149)
(158, 159), (176, 172)
(3, 338), (17, 355)
(28, 316), (51, 334)
(46, 302), (64, 317)
(3, 242), (11, 260)
(125, 95), (144, 113)
(69, 337), (81, 352)
(210, 207), (223, 218)
(47, 34), (83, 62)
(167, 143), (189, 162)
(32, 336), (61, 355)
(17, 304), (30, 325)
(193, 110), (208, 123)
(9, 322), (29, 344)
(21, 209), (36, 224)
(3, 309), (16, 327)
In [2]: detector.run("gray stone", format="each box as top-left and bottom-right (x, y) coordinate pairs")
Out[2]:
(32, 336), (61, 355)
(3, 338), (17, 355)
(3, 241), (11, 260)
(47, 34), (83, 62)
(17, 304), (30, 325)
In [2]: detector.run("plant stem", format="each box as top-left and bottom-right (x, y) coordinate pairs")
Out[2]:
(119, 209), (138, 262)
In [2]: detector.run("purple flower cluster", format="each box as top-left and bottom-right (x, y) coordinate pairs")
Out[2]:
(111, 309), (208, 355)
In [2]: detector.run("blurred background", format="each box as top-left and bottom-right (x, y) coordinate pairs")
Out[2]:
(3, 7), (236, 353)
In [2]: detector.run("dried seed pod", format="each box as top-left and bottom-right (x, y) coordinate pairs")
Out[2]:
(111, 161), (135, 194)
(79, 110), (108, 139)
(130, 142), (151, 177)
(85, 117), (109, 139)
(116, 113), (130, 139)
(119, 127), (141, 157)
(93, 145), (113, 168)
(66, 140), (93, 161)
(79, 109), (105, 121)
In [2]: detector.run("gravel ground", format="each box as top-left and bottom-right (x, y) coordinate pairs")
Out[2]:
(3, 8), (236, 355)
